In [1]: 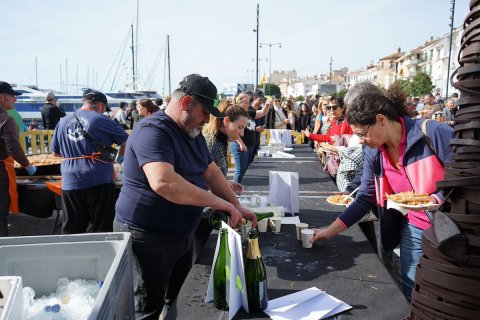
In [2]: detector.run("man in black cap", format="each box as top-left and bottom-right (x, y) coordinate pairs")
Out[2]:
(40, 91), (66, 130)
(114, 74), (256, 319)
(0, 81), (36, 236)
(51, 89), (128, 234)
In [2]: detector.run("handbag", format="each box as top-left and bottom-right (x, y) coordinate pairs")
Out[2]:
(74, 113), (118, 162)
(379, 208), (404, 251)
(323, 134), (352, 178)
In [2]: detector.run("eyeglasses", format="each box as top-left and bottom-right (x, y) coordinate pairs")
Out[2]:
(355, 123), (372, 138)
(326, 105), (338, 111)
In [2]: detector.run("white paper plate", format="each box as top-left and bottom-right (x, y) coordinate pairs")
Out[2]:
(326, 195), (353, 206)
(387, 199), (439, 213)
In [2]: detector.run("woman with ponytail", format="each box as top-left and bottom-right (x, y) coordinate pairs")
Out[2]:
(310, 83), (454, 302)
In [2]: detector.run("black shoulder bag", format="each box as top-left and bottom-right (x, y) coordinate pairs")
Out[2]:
(73, 113), (118, 162)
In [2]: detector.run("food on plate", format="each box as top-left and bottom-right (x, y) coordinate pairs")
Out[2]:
(327, 194), (353, 205)
(386, 192), (432, 205)
(14, 154), (62, 168)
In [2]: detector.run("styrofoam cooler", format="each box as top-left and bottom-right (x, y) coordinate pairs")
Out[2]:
(0, 276), (23, 320)
(0, 232), (134, 319)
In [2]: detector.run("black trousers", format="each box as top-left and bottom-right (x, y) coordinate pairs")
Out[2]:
(113, 220), (194, 320)
(62, 183), (116, 234)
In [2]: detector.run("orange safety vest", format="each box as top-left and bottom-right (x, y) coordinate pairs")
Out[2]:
(0, 157), (19, 213)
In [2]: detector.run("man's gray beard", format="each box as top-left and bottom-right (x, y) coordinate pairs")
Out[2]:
(181, 113), (202, 138)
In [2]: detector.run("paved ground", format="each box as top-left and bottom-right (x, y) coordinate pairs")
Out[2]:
(7, 212), (61, 237)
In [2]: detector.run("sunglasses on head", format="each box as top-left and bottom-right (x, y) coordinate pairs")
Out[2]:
(326, 105), (338, 111)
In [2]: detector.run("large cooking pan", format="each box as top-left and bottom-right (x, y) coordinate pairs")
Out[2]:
(15, 163), (61, 176)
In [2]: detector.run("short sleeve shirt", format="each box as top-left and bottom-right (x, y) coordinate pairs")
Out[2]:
(239, 109), (257, 147)
(115, 111), (213, 238)
(51, 109), (129, 190)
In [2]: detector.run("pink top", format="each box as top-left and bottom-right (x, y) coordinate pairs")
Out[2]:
(379, 118), (432, 230)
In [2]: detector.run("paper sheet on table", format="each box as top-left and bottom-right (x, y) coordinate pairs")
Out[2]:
(264, 287), (352, 320)
(281, 129), (292, 147)
(270, 130), (283, 144)
(281, 216), (301, 224)
(272, 151), (296, 158)
(268, 171), (299, 215)
(205, 222), (249, 318)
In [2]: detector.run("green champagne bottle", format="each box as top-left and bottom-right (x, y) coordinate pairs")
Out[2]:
(205, 208), (229, 230)
(245, 228), (268, 311)
(254, 212), (274, 221)
(213, 228), (231, 311)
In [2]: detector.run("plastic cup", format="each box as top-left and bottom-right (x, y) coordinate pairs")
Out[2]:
(257, 218), (268, 232)
(269, 217), (282, 233)
(295, 223), (309, 241)
(301, 229), (314, 248)
(272, 206), (285, 217)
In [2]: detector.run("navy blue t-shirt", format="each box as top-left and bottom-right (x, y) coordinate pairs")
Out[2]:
(115, 111), (213, 238)
(51, 109), (128, 190)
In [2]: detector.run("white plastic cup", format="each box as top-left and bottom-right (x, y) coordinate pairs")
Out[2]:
(257, 218), (268, 232)
(270, 217), (282, 233)
(295, 223), (309, 241)
(272, 206), (285, 217)
(301, 229), (314, 248)
(260, 196), (269, 207)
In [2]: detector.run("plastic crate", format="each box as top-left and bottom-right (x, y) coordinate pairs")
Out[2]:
(0, 276), (23, 320)
(0, 232), (134, 320)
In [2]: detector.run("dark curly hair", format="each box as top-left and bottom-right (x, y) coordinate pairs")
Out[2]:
(346, 85), (406, 125)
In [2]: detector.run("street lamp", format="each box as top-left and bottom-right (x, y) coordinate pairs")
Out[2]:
(259, 42), (282, 84)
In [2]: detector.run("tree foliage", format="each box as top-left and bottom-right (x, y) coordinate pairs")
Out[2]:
(263, 83), (281, 97)
(294, 95), (304, 102)
(331, 88), (348, 99)
(393, 73), (434, 97)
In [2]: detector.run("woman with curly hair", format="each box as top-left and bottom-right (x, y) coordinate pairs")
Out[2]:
(310, 84), (454, 302)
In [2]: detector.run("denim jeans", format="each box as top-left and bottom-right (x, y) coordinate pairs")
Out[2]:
(399, 219), (424, 302)
(229, 142), (254, 183)
(113, 220), (193, 320)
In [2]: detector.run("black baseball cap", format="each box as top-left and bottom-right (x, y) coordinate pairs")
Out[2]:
(0, 81), (22, 96)
(178, 74), (222, 118)
(83, 89), (110, 111)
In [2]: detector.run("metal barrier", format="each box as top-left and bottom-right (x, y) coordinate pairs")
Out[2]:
(19, 130), (55, 155)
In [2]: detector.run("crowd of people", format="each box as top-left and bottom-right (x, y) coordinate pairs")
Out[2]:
(0, 75), (460, 316)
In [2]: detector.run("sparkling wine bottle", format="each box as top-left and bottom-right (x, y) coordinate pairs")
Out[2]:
(213, 228), (231, 311)
(245, 228), (268, 311)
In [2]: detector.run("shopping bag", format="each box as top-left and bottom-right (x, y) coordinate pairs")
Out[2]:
(268, 171), (299, 215)
(206, 222), (249, 318)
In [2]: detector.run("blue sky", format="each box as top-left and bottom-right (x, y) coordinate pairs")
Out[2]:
(1, 0), (470, 96)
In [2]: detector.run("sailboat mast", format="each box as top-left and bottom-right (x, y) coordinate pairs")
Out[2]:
(135, 0), (139, 89)
(131, 24), (136, 90)
(35, 57), (38, 88)
(167, 34), (171, 95)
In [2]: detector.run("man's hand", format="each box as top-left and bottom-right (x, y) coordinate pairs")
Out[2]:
(256, 126), (265, 133)
(236, 205), (257, 228)
(212, 200), (243, 228)
(229, 181), (243, 196)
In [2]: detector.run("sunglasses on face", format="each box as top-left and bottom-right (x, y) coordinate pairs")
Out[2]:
(274, 99), (281, 102)
(326, 105), (338, 111)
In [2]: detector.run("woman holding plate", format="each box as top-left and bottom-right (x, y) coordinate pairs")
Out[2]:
(311, 84), (454, 302)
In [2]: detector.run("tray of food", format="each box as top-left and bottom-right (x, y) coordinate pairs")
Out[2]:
(326, 194), (353, 206)
(386, 191), (439, 211)
(14, 154), (62, 176)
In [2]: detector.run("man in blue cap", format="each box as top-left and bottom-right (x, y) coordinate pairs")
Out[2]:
(114, 74), (256, 319)
(0, 81), (36, 236)
(51, 89), (128, 234)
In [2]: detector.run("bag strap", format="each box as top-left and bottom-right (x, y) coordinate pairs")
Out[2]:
(73, 113), (97, 147)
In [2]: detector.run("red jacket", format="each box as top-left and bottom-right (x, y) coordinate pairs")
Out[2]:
(308, 118), (353, 143)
